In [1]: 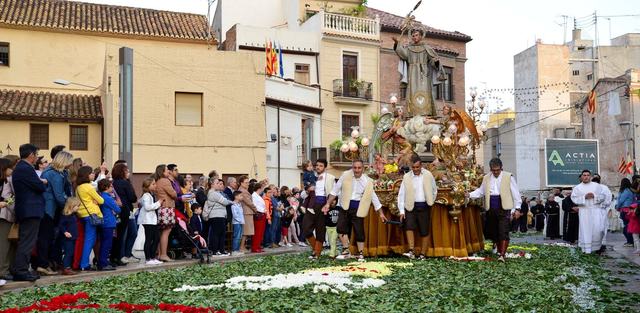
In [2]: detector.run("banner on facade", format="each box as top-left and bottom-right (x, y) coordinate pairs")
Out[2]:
(545, 138), (599, 187)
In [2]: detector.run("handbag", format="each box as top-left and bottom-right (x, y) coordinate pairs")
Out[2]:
(7, 223), (18, 241)
(77, 189), (103, 226)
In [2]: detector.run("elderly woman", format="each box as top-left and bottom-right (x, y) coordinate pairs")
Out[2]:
(203, 178), (232, 255)
(36, 151), (73, 275)
(237, 176), (257, 253)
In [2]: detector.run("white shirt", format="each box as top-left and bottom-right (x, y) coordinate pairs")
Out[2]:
(315, 172), (327, 197)
(252, 192), (266, 213)
(469, 172), (522, 212)
(397, 170), (438, 215)
(330, 173), (382, 210)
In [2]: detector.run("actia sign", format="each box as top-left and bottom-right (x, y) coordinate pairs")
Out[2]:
(545, 138), (599, 187)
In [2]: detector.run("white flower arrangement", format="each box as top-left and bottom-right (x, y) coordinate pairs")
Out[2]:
(174, 262), (409, 294)
(543, 242), (575, 248)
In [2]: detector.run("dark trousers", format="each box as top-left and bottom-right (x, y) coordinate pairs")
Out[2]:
(271, 213), (281, 244)
(62, 239), (75, 269)
(518, 215), (528, 232)
(208, 218), (227, 253)
(302, 211), (327, 242)
(33, 215), (54, 269)
(123, 219), (137, 258)
(98, 227), (114, 268)
(11, 218), (40, 275)
(112, 219), (127, 261)
(263, 220), (273, 247)
(622, 212), (634, 244)
(143, 224), (159, 261)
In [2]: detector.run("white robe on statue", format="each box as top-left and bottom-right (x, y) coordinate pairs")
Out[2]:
(571, 182), (608, 253)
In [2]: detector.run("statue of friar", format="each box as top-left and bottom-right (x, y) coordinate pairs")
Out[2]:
(393, 29), (446, 117)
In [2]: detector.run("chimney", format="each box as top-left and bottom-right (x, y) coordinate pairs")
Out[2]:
(572, 28), (581, 41)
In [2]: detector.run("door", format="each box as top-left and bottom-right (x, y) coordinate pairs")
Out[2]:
(342, 54), (358, 97)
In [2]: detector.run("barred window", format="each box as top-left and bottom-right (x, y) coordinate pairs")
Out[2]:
(70, 125), (88, 150)
(30, 124), (49, 150)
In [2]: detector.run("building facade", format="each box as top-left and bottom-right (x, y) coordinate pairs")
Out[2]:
(0, 0), (267, 186)
(512, 30), (640, 192)
(580, 69), (640, 185)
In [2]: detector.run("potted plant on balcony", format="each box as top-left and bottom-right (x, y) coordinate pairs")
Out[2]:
(329, 139), (344, 162)
(350, 79), (367, 98)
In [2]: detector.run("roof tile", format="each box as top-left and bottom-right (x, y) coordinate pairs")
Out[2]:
(0, 0), (210, 42)
(367, 7), (472, 42)
(0, 89), (102, 121)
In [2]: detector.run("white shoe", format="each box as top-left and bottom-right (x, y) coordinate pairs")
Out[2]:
(120, 257), (130, 264)
(298, 242), (308, 247)
(146, 260), (159, 266)
(233, 251), (245, 255)
(128, 256), (141, 262)
(402, 250), (416, 259)
(335, 253), (351, 260)
(286, 243), (293, 247)
(0, 279), (6, 286)
(492, 248), (498, 254)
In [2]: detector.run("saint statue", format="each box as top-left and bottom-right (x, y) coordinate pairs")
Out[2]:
(393, 29), (446, 117)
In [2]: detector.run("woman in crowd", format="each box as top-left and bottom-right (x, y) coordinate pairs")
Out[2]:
(34, 156), (47, 177)
(153, 164), (177, 262)
(251, 181), (268, 253)
(238, 176), (257, 253)
(138, 178), (162, 265)
(111, 163), (138, 265)
(616, 178), (636, 247)
(204, 178), (232, 255)
(69, 158), (84, 192)
(36, 151), (73, 275)
(75, 166), (104, 271)
(0, 158), (17, 280)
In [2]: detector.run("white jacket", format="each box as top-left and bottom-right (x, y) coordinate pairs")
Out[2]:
(138, 192), (161, 225)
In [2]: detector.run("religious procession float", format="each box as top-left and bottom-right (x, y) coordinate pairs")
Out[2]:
(330, 2), (488, 257)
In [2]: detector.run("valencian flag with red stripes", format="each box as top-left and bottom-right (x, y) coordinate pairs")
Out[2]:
(587, 90), (596, 114)
(618, 154), (634, 175)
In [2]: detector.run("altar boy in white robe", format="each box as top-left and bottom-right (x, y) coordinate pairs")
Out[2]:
(571, 170), (610, 254)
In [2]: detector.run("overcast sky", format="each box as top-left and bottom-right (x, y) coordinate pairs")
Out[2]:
(84, 0), (638, 111)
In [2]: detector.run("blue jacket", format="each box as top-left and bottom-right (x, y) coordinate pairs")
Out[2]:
(58, 214), (78, 239)
(41, 166), (71, 219)
(12, 160), (46, 221)
(303, 171), (317, 187)
(99, 191), (121, 228)
(189, 214), (203, 235)
(616, 188), (636, 209)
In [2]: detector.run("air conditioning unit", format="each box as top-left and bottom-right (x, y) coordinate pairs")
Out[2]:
(310, 147), (326, 163)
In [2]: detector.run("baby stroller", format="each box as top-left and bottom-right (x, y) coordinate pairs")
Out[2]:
(168, 209), (210, 263)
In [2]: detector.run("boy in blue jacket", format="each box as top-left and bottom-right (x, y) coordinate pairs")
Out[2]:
(98, 179), (120, 271)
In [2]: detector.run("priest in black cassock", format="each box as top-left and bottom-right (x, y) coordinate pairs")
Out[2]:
(545, 195), (561, 239)
(562, 190), (579, 243)
(530, 198), (545, 232)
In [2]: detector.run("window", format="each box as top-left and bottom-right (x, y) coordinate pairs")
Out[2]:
(295, 63), (310, 85)
(30, 124), (49, 150)
(0, 43), (8, 66)
(341, 112), (360, 138)
(342, 53), (358, 97)
(554, 128), (566, 138)
(399, 83), (407, 100)
(572, 70), (580, 76)
(69, 125), (88, 150)
(433, 83), (442, 100)
(587, 73), (593, 81)
(175, 92), (203, 126)
(443, 67), (453, 102)
(565, 128), (576, 139)
(591, 117), (596, 136)
(554, 127), (576, 139)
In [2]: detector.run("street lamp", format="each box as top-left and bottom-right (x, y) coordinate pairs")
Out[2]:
(53, 79), (99, 90)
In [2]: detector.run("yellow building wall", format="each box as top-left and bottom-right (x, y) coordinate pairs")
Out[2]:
(299, 0), (364, 18)
(319, 38), (380, 176)
(486, 109), (515, 128)
(0, 28), (267, 178)
(0, 120), (101, 164)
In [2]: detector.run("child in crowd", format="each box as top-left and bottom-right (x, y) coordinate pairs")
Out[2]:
(325, 199), (341, 258)
(59, 197), (81, 275)
(139, 178), (162, 266)
(98, 179), (120, 271)
(625, 203), (640, 253)
(301, 160), (316, 200)
(281, 207), (295, 247)
(231, 191), (245, 253)
(189, 203), (204, 237)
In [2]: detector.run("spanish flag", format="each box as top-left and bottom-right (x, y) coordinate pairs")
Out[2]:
(587, 90), (596, 114)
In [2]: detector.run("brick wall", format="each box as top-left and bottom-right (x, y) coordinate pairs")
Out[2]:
(379, 31), (467, 113)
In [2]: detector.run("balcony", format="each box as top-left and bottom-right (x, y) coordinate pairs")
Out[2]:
(329, 147), (369, 168)
(332, 79), (373, 105)
(301, 10), (380, 42)
(265, 76), (320, 109)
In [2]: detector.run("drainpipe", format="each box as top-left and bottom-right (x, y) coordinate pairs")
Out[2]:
(277, 103), (281, 186)
(315, 53), (322, 151)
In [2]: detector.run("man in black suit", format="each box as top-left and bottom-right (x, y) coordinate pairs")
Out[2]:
(11, 144), (47, 282)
